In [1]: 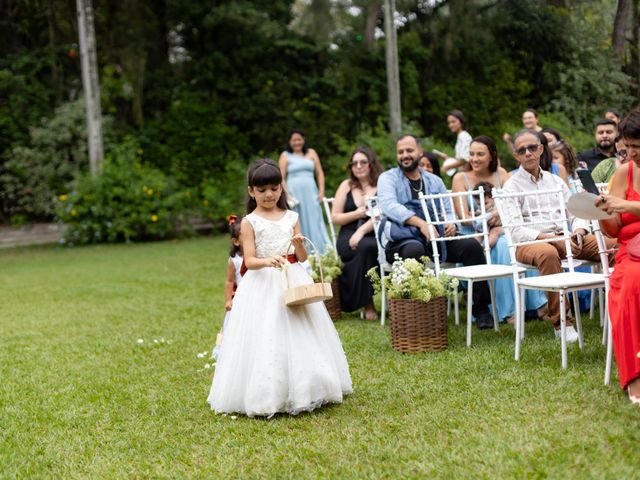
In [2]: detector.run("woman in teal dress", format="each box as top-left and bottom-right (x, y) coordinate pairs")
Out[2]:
(278, 129), (330, 253)
(452, 135), (547, 323)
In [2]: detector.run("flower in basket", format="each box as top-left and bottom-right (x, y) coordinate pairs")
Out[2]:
(367, 254), (458, 302)
(308, 247), (343, 283)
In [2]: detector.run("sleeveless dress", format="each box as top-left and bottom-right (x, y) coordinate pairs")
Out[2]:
(286, 152), (330, 254)
(458, 173), (546, 321)
(336, 191), (379, 312)
(608, 163), (640, 389)
(207, 210), (352, 417)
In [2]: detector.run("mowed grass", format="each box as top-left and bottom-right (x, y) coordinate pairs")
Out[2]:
(1, 236), (639, 479)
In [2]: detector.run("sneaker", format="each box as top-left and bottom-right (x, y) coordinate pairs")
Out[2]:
(554, 325), (579, 343)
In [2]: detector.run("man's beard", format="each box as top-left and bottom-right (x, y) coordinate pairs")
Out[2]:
(598, 140), (613, 150)
(398, 156), (419, 172)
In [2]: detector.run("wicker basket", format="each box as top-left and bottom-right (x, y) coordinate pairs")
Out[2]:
(324, 278), (341, 321)
(388, 296), (447, 353)
(283, 237), (333, 307)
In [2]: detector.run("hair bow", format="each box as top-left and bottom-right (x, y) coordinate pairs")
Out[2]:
(227, 214), (238, 226)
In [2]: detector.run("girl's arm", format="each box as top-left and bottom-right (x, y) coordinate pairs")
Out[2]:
(291, 220), (308, 262)
(331, 180), (367, 226)
(450, 173), (474, 225)
(555, 163), (570, 187)
(242, 218), (286, 269)
(310, 149), (326, 200)
(224, 260), (235, 311)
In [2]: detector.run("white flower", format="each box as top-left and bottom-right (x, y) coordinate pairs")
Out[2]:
(153, 339), (158, 343)
(230, 415), (238, 420)
(197, 353), (205, 358)
(204, 363), (211, 369)
(136, 338), (144, 344)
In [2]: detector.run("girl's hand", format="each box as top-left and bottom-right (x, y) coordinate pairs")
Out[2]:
(225, 300), (233, 311)
(291, 234), (305, 250)
(264, 256), (287, 268)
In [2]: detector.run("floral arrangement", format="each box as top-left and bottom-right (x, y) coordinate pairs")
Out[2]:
(367, 254), (458, 303)
(308, 247), (343, 283)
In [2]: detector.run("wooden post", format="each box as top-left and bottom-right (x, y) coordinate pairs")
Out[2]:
(77, 0), (104, 176)
(384, 0), (401, 135)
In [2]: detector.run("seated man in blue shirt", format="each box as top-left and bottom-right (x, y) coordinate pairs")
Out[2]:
(377, 134), (494, 329)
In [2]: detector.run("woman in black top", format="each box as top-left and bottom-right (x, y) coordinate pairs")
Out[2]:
(331, 147), (383, 320)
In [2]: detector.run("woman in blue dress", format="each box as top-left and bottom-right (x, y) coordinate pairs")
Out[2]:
(451, 135), (547, 324)
(278, 129), (330, 253)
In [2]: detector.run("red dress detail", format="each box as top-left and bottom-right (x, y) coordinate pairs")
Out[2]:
(608, 163), (640, 389)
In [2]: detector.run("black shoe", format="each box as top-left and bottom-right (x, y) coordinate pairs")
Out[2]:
(476, 312), (494, 330)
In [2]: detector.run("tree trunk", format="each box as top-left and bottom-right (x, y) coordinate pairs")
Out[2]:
(632, 0), (640, 96)
(613, 0), (631, 61)
(384, 0), (401, 134)
(77, 0), (104, 176)
(364, 3), (381, 49)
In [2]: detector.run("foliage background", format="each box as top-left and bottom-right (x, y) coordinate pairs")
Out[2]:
(0, 0), (637, 238)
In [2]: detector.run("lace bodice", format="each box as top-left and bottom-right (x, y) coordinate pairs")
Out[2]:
(246, 211), (298, 258)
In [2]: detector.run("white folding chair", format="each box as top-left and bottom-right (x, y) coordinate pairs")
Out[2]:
(493, 188), (608, 368)
(365, 196), (389, 326)
(322, 197), (337, 251)
(418, 188), (524, 347)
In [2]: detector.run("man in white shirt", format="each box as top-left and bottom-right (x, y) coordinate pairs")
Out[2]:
(503, 130), (607, 342)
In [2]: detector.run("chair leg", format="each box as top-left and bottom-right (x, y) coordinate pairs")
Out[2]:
(514, 285), (522, 361)
(572, 292), (584, 350)
(381, 281), (386, 327)
(447, 295), (451, 317)
(589, 288), (596, 320)
(519, 286), (526, 340)
(489, 280), (499, 331)
(602, 299), (608, 345)
(605, 307), (613, 385)
(466, 281), (474, 348)
(454, 289), (460, 326)
(560, 292), (568, 369)
(599, 288), (605, 328)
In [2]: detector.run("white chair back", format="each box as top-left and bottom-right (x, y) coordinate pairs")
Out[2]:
(364, 196), (386, 266)
(418, 188), (492, 276)
(321, 197), (337, 250)
(493, 188), (578, 271)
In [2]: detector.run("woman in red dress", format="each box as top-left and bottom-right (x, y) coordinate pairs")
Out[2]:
(598, 111), (640, 405)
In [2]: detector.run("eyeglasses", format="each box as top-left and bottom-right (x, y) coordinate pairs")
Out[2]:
(615, 149), (627, 160)
(350, 160), (369, 167)
(514, 143), (541, 156)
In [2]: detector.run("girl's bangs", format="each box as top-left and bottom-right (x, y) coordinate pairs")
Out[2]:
(250, 164), (282, 186)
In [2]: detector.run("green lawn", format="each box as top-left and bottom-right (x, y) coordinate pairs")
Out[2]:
(1, 237), (638, 478)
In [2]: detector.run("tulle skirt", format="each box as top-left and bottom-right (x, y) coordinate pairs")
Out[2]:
(207, 263), (352, 417)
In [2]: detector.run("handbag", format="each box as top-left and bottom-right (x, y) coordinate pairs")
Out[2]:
(283, 237), (333, 306)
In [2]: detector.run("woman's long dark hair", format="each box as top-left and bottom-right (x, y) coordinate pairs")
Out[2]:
(348, 147), (383, 189)
(471, 135), (499, 173)
(537, 132), (553, 172)
(285, 128), (309, 155)
(245, 158), (289, 214)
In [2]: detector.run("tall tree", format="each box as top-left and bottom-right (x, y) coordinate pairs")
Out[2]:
(613, 0), (631, 60)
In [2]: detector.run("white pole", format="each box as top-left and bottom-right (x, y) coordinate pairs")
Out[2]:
(77, 0), (104, 176)
(384, 0), (402, 135)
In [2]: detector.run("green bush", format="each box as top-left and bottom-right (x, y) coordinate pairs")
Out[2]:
(58, 138), (194, 245)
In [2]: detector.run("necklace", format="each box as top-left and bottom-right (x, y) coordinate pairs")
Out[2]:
(408, 176), (423, 193)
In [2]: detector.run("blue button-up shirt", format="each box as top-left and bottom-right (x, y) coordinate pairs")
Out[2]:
(377, 167), (454, 246)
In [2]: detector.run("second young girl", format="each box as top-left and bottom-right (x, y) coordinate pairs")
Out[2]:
(207, 158), (352, 417)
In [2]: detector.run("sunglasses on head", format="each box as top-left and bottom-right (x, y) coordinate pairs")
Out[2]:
(514, 143), (540, 156)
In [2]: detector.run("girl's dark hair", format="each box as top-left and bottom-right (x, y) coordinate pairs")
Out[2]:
(537, 132), (553, 172)
(285, 128), (309, 154)
(229, 216), (242, 256)
(524, 108), (538, 118)
(471, 135), (499, 173)
(474, 181), (495, 198)
(541, 127), (562, 143)
(618, 110), (640, 140)
(348, 146), (384, 188)
(422, 152), (441, 177)
(447, 109), (466, 129)
(551, 140), (579, 177)
(245, 158), (289, 213)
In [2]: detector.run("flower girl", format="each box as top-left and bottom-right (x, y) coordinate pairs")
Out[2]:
(211, 215), (243, 361)
(207, 159), (352, 417)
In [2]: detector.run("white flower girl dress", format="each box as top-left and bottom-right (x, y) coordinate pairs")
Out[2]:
(207, 210), (352, 417)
